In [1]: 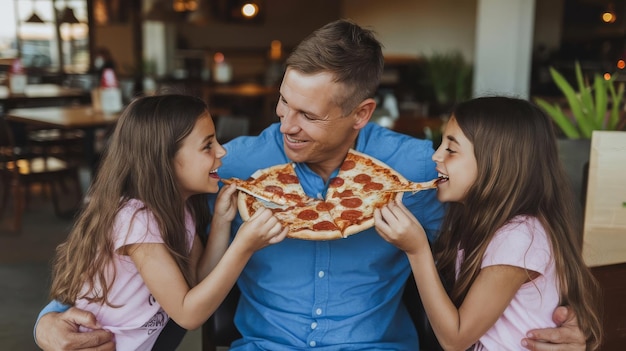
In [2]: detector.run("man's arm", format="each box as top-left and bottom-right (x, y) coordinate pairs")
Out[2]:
(521, 306), (586, 351)
(35, 305), (114, 351)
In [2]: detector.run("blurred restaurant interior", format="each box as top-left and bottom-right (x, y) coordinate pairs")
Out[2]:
(0, 0), (625, 350)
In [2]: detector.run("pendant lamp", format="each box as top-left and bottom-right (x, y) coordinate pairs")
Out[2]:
(25, 1), (45, 23)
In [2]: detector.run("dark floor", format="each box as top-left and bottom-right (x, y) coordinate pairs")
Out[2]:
(0, 180), (202, 350)
(0, 186), (75, 351)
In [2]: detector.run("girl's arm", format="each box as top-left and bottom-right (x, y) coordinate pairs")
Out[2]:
(196, 184), (239, 280)
(127, 206), (287, 331)
(375, 201), (529, 351)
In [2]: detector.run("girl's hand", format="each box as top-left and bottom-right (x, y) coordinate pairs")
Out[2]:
(213, 184), (239, 222)
(374, 199), (429, 255)
(234, 207), (288, 252)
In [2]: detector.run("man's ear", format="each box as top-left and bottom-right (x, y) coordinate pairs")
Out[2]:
(353, 98), (377, 130)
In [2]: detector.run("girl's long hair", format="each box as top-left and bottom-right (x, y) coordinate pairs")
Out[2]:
(50, 94), (212, 306)
(433, 97), (602, 349)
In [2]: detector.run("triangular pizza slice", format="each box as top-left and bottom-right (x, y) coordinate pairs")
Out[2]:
(222, 163), (315, 206)
(329, 149), (438, 194)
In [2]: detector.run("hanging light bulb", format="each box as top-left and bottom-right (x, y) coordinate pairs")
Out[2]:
(241, 2), (259, 18)
(602, 3), (617, 23)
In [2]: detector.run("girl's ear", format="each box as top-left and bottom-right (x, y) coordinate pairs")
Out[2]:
(353, 98), (377, 130)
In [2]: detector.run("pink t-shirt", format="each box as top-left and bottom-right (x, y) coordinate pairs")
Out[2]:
(76, 199), (195, 351)
(456, 215), (559, 351)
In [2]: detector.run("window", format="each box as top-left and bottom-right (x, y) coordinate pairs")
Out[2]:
(0, 0), (89, 75)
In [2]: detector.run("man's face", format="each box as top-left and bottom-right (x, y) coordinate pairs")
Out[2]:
(276, 68), (360, 177)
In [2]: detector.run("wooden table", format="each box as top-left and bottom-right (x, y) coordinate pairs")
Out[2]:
(0, 84), (90, 110)
(6, 105), (120, 172)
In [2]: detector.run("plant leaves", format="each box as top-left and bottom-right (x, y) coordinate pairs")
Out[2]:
(594, 75), (607, 129)
(608, 81), (625, 130)
(535, 97), (581, 138)
(549, 66), (595, 137)
(576, 63), (595, 122)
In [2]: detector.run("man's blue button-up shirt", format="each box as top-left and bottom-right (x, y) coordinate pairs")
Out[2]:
(214, 123), (444, 350)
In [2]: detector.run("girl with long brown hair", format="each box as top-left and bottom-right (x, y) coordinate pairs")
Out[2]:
(47, 94), (287, 350)
(375, 96), (602, 350)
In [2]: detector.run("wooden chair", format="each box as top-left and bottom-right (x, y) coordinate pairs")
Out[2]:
(202, 275), (442, 351)
(27, 127), (85, 165)
(0, 118), (83, 232)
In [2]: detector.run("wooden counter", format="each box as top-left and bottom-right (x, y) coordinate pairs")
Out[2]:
(591, 263), (626, 350)
(582, 131), (626, 350)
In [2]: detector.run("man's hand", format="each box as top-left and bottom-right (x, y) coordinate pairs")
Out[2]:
(521, 306), (586, 351)
(35, 308), (114, 351)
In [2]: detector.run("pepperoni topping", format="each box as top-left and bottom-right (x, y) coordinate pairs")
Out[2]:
(313, 220), (339, 231)
(283, 193), (303, 203)
(297, 209), (319, 220)
(340, 198), (362, 208)
(277, 173), (299, 184)
(363, 182), (383, 191)
(316, 201), (335, 212)
(264, 185), (284, 195)
(255, 173), (270, 182)
(341, 210), (363, 221)
(354, 174), (371, 183)
(340, 159), (356, 171)
(328, 177), (345, 188)
(332, 189), (355, 198)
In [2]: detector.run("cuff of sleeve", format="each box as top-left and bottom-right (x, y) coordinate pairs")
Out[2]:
(33, 300), (70, 347)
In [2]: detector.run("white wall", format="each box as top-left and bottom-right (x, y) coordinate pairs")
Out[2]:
(473, 0), (536, 99)
(343, 0), (561, 98)
(342, 0), (478, 61)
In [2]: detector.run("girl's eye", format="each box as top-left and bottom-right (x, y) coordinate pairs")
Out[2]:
(445, 147), (456, 154)
(204, 142), (213, 150)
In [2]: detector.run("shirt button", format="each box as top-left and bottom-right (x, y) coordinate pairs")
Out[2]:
(309, 341), (317, 347)
(318, 271), (325, 278)
(315, 308), (322, 315)
(310, 322), (318, 329)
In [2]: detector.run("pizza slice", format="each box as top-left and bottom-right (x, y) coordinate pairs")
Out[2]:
(381, 177), (440, 193)
(331, 149), (439, 194)
(222, 163), (315, 206)
(237, 192), (343, 240)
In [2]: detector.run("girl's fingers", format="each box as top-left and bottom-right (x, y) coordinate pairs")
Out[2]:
(269, 227), (288, 244)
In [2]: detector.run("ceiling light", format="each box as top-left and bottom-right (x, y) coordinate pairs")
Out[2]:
(25, 12), (45, 23)
(60, 7), (81, 24)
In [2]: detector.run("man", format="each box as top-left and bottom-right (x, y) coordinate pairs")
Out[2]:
(35, 19), (586, 350)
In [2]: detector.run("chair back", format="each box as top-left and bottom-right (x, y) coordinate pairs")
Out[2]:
(0, 118), (20, 168)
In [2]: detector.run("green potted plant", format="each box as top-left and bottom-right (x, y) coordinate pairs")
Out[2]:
(425, 50), (473, 115)
(534, 62), (626, 205)
(534, 62), (626, 139)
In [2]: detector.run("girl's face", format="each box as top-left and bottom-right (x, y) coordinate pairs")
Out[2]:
(432, 116), (477, 203)
(174, 113), (226, 199)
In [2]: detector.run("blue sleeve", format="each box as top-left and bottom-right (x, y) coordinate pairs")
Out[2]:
(34, 300), (70, 344)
